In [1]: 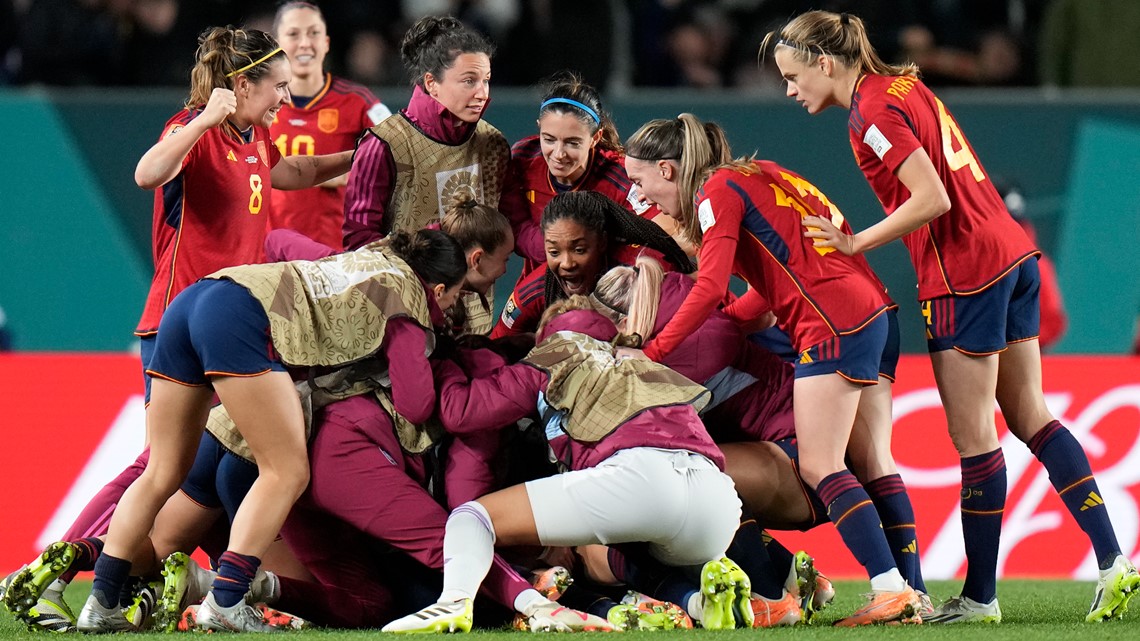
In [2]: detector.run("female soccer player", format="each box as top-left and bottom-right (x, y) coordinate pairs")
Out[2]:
(270, 1), (391, 248)
(766, 9), (1138, 623)
(492, 190), (691, 338)
(1, 24), (353, 632)
(73, 230), (466, 633)
(383, 298), (750, 633)
(343, 15), (509, 249)
(499, 72), (686, 277)
(623, 114), (921, 626)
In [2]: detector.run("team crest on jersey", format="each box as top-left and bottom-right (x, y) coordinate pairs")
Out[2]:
(502, 297), (519, 328)
(318, 108), (339, 133)
(256, 141), (269, 167)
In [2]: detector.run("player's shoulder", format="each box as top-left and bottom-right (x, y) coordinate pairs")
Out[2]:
(511, 135), (543, 159)
(329, 75), (380, 105)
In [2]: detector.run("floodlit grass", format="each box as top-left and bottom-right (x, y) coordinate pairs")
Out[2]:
(2, 580), (1137, 639)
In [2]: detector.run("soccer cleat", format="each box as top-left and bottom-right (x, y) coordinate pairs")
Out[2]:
(923, 594), (1001, 624)
(784, 551), (819, 623)
(157, 551), (214, 631)
(750, 591), (802, 627)
(2, 541), (76, 621)
(177, 605), (200, 631)
(1087, 554), (1140, 622)
(607, 592), (693, 631)
(0, 568), (20, 601)
(698, 557), (753, 629)
(915, 591), (936, 619)
(257, 604), (310, 630)
(196, 592), (281, 633)
(524, 601), (613, 632)
(76, 593), (137, 633)
(833, 586), (921, 627)
(531, 566), (573, 600)
(123, 579), (162, 630)
(814, 573), (836, 611)
(382, 599), (474, 633)
(15, 579), (76, 632)
(249, 567), (281, 603)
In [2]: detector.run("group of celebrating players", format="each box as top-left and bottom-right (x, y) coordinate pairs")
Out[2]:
(2, 1), (1137, 634)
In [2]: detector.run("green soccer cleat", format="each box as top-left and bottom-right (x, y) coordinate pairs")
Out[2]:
(157, 551), (215, 632)
(698, 556), (753, 629)
(1087, 554), (1140, 622)
(607, 591), (693, 630)
(2, 542), (76, 625)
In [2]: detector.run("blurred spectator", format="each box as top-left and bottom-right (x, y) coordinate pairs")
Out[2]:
(995, 179), (1067, 350)
(0, 0), (15, 84)
(1039, 0), (1140, 87)
(896, 0), (1038, 86)
(16, 0), (127, 85)
(0, 304), (11, 351)
(497, 0), (613, 88)
(345, 29), (404, 87)
(119, 0), (199, 86)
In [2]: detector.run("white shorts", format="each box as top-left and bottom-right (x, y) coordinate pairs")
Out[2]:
(526, 447), (741, 567)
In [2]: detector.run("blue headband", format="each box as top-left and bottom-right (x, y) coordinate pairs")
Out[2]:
(540, 98), (600, 124)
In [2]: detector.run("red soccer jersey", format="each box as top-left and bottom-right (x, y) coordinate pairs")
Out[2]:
(645, 161), (893, 359)
(135, 111), (282, 336)
(500, 137), (655, 272)
(270, 74), (386, 249)
(848, 74), (1038, 299)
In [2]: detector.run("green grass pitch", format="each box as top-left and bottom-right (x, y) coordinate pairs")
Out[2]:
(2, 580), (1137, 639)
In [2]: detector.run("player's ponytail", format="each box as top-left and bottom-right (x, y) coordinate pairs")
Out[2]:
(187, 26), (285, 109)
(761, 10), (918, 78)
(440, 186), (511, 256)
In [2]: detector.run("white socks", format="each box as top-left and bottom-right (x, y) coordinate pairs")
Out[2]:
(869, 568), (907, 593)
(438, 501), (496, 603)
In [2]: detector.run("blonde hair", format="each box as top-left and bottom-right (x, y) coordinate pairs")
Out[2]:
(537, 295), (598, 336)
(760, 10), (918, 78)
(591, 256), (664, 348)
(624, 113), (734, 246)
(187, 26), (285, 109)
(439, 186), (511, 255)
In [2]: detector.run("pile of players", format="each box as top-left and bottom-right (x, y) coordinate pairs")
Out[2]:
(3, 4), (1137, 635)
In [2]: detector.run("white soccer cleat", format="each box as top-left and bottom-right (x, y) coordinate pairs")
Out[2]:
(382, 599), (474, 633)
(923, 594), (1001, 624)
(195, 592), (282, 633)
(76, 594), (137, 634)
(523, 601), (613, 632)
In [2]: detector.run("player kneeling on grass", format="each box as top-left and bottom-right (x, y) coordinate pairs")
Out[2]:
(383, 297), (751, 633)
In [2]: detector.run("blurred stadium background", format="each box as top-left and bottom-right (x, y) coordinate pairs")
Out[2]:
(0, 1), (1137, 580)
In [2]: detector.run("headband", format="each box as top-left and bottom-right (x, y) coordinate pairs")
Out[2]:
(226, 47), (283, 78)
(540, 98), (600, 125)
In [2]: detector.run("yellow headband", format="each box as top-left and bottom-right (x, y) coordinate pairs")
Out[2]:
(225, 47), (283, 78)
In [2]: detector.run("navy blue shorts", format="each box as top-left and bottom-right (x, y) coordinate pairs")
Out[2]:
(923, 258), (1040, 355)
(180, 432), (259, 522)
(146, 279), (285, 386)
(793, 310), (897, 384)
